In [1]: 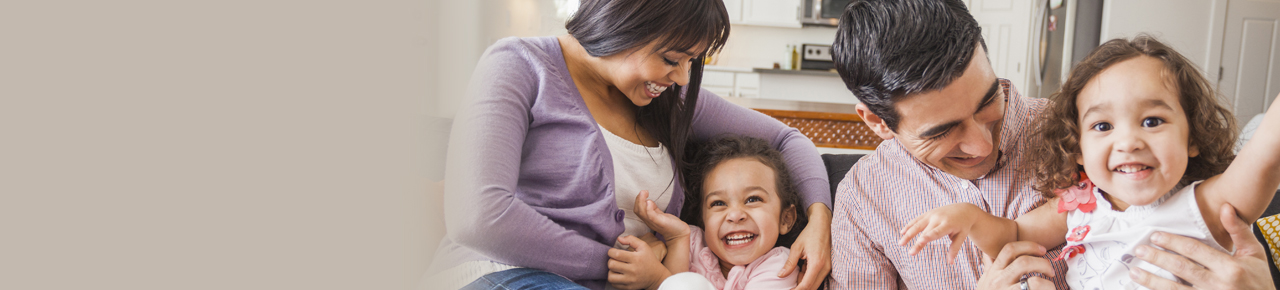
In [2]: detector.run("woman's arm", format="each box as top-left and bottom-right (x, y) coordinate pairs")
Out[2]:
(1199, 93), (1280, 223)
(443, 38), (610, 280)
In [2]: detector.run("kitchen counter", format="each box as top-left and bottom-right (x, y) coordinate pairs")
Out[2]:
(753, 68), (839, 77)
(721, 96), (858, 114)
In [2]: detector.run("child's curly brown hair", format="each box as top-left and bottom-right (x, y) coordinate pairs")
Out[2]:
(1029, 35), (1238, 198)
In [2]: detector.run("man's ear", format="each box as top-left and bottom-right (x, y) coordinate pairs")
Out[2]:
(856, 103), (896, 140)
(779, 205), (798, 235)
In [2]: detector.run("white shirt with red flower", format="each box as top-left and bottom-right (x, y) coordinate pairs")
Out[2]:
(1061, 180), (1227, 289)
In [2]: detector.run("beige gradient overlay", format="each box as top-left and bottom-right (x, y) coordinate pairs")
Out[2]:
(3, 0), (444, 289)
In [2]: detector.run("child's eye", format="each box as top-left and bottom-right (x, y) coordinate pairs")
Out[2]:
(1142, 117), (1165, 128)
(1091, 122), (1113, 132)
(746, 196), (763, 203)
(709, 200), (725, 207)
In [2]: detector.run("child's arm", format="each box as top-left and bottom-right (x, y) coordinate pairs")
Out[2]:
(634, 190), (691, 274)
(1200, 93), (1280, 223)
(900, 201), (1067, 262)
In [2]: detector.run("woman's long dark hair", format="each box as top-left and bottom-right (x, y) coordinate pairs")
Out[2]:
(566, 0), (731, 171)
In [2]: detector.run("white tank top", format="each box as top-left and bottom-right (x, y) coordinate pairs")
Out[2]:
(1063, 180), (1228, 289)
(598, 124), (675, 249)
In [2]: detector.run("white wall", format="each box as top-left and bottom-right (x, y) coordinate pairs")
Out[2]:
(435, 0), (572, 119)
(6, 1), (430, 289)
(427, 0), (439, 119)
(714, 25), (840, 69)
(435, 0), (482, 119)
(1102, 0), (1228, 79)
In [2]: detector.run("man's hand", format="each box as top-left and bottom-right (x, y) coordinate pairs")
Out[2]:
(779, 204), (832, 290)
(608, 235), (672, 290)
(1130, 203), (1276, 290)
(899, 203), (985, 263)
(976, 241), (1056, 290)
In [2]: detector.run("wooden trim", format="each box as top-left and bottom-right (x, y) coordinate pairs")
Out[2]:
(752, 108), (883, 150)
(752, 109), (864, 122)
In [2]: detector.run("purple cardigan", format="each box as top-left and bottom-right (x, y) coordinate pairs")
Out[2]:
(430, 36), (830, 289)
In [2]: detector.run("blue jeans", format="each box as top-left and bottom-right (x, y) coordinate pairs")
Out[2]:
(460, 268), (589, 290)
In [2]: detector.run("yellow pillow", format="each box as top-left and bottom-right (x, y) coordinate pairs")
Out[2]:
(1257, 214), (1280, 269)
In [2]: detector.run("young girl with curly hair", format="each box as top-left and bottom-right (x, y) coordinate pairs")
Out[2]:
(617, 135), (807, 289)
(898, 35), (1280, 289)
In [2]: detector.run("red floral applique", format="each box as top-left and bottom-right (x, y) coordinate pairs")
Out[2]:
(1056, 172), (1097, 213)
(1066, 225), (1090, 242)
(1054, 244), (1087, 261)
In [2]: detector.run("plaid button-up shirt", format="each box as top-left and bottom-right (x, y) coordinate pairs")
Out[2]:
(830, 80), (1069, 289)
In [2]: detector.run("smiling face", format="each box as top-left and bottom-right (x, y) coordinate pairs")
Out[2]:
(866, 46), (1007, 180)
(599, 39), (705, 107)
(1075, 56), (1197, 210)
(700, 157), (796, 271)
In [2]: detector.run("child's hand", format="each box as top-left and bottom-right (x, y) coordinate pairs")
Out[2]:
(608, 235), (672, 290)
(637, 232), (667, 262)
(898, 203), (984, 264)
(634, 190), (690, 242)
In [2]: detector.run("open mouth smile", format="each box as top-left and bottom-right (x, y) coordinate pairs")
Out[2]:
(644, 81), (669, 97)
(722, 232), (757, 247)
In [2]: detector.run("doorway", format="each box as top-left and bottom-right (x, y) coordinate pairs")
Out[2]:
(1218, 0), (1280, 126)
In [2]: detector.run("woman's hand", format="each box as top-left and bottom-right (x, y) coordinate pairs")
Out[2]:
(608, 235), (672, 290)
(779, 204), (832, 290)
(899, 203), (985, 263)
(1129, 203), (1276, 290)
(975, 241), (1057, 290)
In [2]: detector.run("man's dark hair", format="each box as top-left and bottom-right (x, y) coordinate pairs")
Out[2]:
(832, 0), (986, 131)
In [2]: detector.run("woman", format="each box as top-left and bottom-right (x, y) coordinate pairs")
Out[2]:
(429, 0), (833, 289)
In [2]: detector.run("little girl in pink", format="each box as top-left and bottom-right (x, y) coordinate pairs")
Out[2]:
(622, 135), (805, 290)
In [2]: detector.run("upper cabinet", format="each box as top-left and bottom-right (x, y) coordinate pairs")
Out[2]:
(725, 0), (802, 28)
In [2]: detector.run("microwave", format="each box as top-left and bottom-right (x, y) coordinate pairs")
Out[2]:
(800, 0), (854, 26)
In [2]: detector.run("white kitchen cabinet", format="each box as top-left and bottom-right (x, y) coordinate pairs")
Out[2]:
(702, 67), (761, 98)
(735, 72), (760, 98)
(702, 70), (737, 97)
(726, 0), (801, 28)
(723, 0), (744, 23)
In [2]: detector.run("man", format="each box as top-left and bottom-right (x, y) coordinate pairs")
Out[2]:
(827, 0), (1277, 289)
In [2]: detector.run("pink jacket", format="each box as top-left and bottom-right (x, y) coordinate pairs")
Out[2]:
(688, 225), (797, 290)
